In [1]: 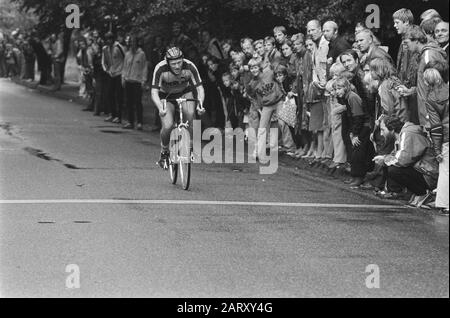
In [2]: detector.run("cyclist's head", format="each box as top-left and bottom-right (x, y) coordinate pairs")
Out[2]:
(166, 47), (184, 75)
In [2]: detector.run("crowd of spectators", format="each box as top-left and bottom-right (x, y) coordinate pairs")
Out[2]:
(0, 7), (448, 213)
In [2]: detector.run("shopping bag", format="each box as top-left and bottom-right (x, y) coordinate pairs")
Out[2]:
(277, 97), (297, 128)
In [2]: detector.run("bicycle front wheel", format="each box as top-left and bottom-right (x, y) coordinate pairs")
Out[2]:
(178, 127), (191, 190)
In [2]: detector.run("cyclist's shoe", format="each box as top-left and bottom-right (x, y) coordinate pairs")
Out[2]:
(158, 151), (170, 170)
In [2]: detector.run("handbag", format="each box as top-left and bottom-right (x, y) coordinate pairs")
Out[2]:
(414, 146), (439, 189)
(277, 97), (298, 128)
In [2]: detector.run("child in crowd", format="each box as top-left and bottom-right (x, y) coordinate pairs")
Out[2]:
(327, 63), (348, 168)
(221, 72), (246, 130)
(334, 77), (375, 187)
(247, 57), (284, 161)
(274, 64), (297, 156)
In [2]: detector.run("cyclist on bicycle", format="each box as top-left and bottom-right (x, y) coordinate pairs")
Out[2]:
(151, 47), (205, 168)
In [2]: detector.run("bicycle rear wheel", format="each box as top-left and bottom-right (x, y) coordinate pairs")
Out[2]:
(178, 127), (191, 190)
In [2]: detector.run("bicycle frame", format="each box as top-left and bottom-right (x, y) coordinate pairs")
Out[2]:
(161, 98), (203, 163)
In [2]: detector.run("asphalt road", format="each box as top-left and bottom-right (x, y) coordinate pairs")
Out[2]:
(0, 79), (448, 298)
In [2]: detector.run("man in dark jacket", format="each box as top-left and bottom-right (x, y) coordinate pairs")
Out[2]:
(323, 21), (351, 65)
(355, 29), (393, 69)
(397, 26), (447, 127)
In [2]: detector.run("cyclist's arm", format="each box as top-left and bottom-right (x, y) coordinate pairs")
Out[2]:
(196, 84), (205, 107)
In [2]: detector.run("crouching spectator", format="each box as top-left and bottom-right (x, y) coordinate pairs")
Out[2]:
(121, 36), (148, 130)
(373, 116), (439, 208)
(424, 67), (449, 213)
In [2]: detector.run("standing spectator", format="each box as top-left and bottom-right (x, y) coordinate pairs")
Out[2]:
(29, 33), (52, 85)
(273, 26), (288, 51)
(0, 39), (6, 77)
(121, 36), (148, 130)
(22, 39), (36, 81)
(292, 34), (314, 158)
(370, 58), (407, 122)
(205, 55), (226, 129)
(15, 38), (26, 80)
(77, 37), (94, 111)
(355, 29), (393, 70)
(435, 21), (449, 64)
(254, 39), (270, 71)
(92, 34), (107, 116)
(307, 19), (329, 162)
(302, 35), (319, 158)
(48, 32), (64, 91)
(247, 57), (284, 162)
(322, 20), (351, 165)
(340, 50), (378, 147)
(335, 77), (374, 187)
(264, 36), (282, 70)
(393, 8), (420, 125)
(398, 25), (447, 128)
(169, 22), (199, 64)
(327, 63), (348, 168)
(274, 63), (297, 157)
(149, 35), (166, 131)
(420, 9), (441, 23)
(280, 40), (297, 78)
(4, 43), (18, 77)
(241, 38), (255, 62)
(200, 30), (224, 60)
(102, 32), (125, 123)
(322, 21), (351, 65)
(221, 39), (233, 59)
(423, 67), (449, 213)
(373, 116), (439, 207)
(421, 17), (443, 44)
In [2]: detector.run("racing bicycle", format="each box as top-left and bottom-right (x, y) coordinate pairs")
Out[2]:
(159, 98), (204, 190)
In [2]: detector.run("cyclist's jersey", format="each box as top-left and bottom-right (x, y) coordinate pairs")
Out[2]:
(151, 58), (202, 96)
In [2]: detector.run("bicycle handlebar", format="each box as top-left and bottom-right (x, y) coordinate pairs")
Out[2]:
(161, 98), (205, 112)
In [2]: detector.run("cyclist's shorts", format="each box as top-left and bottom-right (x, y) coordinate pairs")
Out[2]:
(158, 88), (195, 101)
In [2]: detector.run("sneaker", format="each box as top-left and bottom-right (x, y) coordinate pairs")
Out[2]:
(407, 195), (417, 206)
(379, 191), (403, 200)
(440, 209), (449, 216)
(360, 182), (374, 190)
(104, 116), (113, 122)
(112, 117), (121, 124)
(415, 191), (432, 208)
(286, 151), (296, 158)
(344, 178), (354, 184)
(158, 151), (170, 170)
(122, 123), (134, 129)
(349, 177), (364, 188)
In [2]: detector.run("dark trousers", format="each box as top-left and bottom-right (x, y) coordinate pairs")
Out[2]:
(350, 126), (375, 178)
(388, 166), (428, 196)
(53, 61), (62, 90)
(106, 75), (123, 119)
(341, 111), (353, 161)
(39, 64), (52, 85)
(125, 81), (143, 125)
(93, 73), (107, 115)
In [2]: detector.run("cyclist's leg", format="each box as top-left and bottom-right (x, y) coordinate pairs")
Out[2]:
(160, 101), (176, 153)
